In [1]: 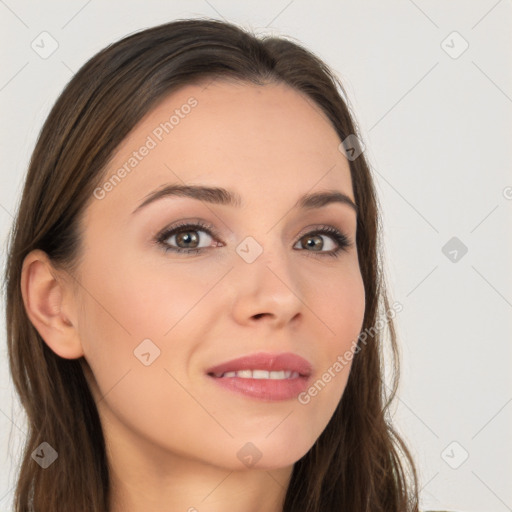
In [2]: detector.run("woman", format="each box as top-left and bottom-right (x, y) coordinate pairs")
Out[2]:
(4, 18), (421, 511)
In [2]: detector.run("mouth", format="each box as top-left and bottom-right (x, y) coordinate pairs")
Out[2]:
(205, 352), (312, 401)
(209, 369), (302, 379)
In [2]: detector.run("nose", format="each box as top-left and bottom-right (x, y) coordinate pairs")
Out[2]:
(230, 243), (304, 329)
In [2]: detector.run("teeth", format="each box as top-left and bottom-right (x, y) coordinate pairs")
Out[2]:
(216, 370), (300, 379)
(253, 370), (270, 379)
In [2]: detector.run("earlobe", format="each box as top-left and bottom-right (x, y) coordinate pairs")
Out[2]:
(20, 249), (84, 359)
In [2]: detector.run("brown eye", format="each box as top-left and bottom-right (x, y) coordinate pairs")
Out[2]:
(298, 233), (333, 251)
(293, 226), (351, 258)
(155, 222), (350, 258)
(172, 230), (203, 249)
(156, 222), (219, 254)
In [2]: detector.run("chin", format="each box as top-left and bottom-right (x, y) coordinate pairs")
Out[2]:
(227, 436), (316, 472)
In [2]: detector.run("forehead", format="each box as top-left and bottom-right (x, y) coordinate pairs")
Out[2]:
(90, 80), (353, 217)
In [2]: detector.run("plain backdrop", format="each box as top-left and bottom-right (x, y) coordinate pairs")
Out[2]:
(1, 1), (511, 511)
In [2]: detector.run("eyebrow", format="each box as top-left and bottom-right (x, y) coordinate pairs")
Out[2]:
(131, 184), (357, 215)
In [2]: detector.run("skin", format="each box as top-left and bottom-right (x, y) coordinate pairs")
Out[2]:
(21, 80), (366, 512)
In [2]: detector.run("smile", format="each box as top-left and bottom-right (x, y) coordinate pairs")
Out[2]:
(211, 369), (301, 379)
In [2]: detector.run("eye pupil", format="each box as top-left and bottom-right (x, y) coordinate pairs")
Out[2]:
(303, 235), (322, 251)
(177, 231), (199, 248)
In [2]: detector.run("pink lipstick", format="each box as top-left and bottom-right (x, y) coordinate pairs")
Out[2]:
(206, 352), (312, 401)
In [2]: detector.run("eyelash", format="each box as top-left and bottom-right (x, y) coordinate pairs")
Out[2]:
(155, 221), (352, 258)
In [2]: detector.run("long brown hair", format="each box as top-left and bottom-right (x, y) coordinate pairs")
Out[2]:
(3, 18), (419, 511)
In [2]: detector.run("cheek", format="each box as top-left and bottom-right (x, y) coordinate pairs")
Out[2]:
(317, 263), (366, 351)
(76, 251), (219, 403)
(76, 264), (203, 446)
(82, 248), (213, 343)
(289, 265), (365, 433)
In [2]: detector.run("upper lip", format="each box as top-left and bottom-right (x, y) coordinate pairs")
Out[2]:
(206, 352), (313, 377)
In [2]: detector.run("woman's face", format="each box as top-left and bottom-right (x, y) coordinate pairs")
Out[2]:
(74, 80), (365, 471)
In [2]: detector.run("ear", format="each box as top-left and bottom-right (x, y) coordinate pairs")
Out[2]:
(20, 249), (84, 359)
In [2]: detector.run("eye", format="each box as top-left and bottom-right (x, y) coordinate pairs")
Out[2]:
(155, 221), (220, 254)
(293, 226), (351, 258)
(155, 221), (352, 257)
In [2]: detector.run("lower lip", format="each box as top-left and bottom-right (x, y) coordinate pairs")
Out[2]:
(207, 374), (310, 401)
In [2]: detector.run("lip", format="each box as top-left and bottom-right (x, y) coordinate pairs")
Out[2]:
(206, 352), (313, 402)
(206, 352), (313, 377)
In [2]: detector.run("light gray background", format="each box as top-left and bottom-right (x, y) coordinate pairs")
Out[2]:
(1, 1), (511, 511)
